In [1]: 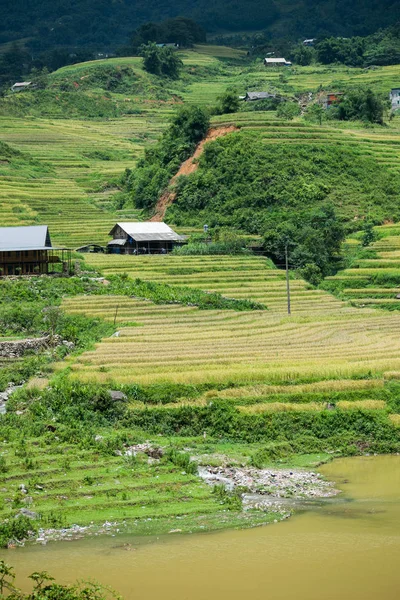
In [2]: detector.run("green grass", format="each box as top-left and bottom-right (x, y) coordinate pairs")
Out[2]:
(0, 434), (295, 537)
(1, 50), (400, 250)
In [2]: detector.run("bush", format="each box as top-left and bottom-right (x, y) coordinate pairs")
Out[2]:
(140, 42), (182, 78)
(277, 102), (301, 120)
(214, 89), (240, 115)
(250, 441), (293, 467)
(330, 87), (387, 124)
(0, 515), (37, 548)
(166, 447), (198, 474)
(125, 105), (209, 210)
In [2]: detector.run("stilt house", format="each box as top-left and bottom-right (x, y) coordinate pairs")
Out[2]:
(107, 222), (185, 254)
(0, 225), (71, 276)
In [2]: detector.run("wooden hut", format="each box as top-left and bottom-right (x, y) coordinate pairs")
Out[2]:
(107, 222), (185, 255)
(0, 225), (71, 276)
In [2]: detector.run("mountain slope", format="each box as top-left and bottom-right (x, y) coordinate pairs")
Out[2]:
(1, 0), (399, 50)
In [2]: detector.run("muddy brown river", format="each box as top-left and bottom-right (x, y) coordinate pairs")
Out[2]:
(2, 455), (400, 599)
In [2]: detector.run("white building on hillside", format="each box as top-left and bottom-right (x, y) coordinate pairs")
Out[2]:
(390, 88), (400, 111)
(264, 57), (292, 67)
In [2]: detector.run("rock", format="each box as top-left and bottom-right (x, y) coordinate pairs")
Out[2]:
(125, 442), (163, 459)
(169, 529), (182, 533)
(108, 390), (127, 402)
(18, 508), (37, 519)
(94, 435), (103, 442)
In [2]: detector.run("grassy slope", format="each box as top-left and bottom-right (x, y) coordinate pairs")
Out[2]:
(1, 49), (400, 247)
(2, 47), (400, 539)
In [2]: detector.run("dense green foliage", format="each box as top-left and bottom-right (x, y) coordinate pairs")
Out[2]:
(128, 17), (206, 52)
(140, 43), (183, 78)
(166, 131), (400, 233)
(126, 401), (400, 453)
(0, 561), (119, 599)
(329, 87), (387, 124)
(0, 0), (398, 53)
(125, 104), (209, 210)
(315, 24), (400, 67)
(106, 275), (266, 310)
(214, 89), (240, 115)
(263, 203), (345, 280)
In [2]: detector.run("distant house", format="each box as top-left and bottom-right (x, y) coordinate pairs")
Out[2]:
(75, 244), (105, 254)
(156, 43), (179, 49)
(322, 92), (344, 108)
(107, 222), (185, 255)
(264, 58), (292, 67)
(10, 81), (33, 93)
(303, 39), (316, 47)
(0, 225), (71, 276)
(244, 92), (277, 101)
(390, 88), (400, 111)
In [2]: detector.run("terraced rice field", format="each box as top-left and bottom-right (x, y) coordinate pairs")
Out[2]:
(82, 254), (347, 314)
(326, 224), (400, 308)
(0, 112), (169, 247)
(212, 112), (400, 177)
(62, 289), (400, 387)
(1, 51), (400, 251)
(0, 439), (226, 530)
(56, 255), (400, 414)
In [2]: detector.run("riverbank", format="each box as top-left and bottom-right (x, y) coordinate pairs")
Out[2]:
(2, 456), (399, 600)
(0, 437), (338, 547)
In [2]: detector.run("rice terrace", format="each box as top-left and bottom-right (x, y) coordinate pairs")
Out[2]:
(0, 9), (400, 598)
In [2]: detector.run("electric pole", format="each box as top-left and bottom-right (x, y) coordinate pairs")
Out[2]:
(285, 243), (291, 316)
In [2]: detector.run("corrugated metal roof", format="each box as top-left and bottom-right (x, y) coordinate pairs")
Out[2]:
(264, 58), (291, 64)
(246, 92), (276, 100)
(0, 226), (52, 251)
(109, 222), (184, 242)
(108, 239), (127, 246)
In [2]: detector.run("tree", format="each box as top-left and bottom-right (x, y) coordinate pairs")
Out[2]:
(305, 103), (325, 125)
(361, 219), (377, 246)
(169, 105), (210, 145)
(215, 89), (240, 115)
(139, 43), (182, 79)
(263, 203), (345, 279)
(334, 87), (387, 124)
(126, 105), (209, 210)
(140, 42), (163, 75)
(277, 101), (301, 120)
(292, 44), (314, 66)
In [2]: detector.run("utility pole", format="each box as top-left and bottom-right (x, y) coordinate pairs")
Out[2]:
(285, 243), (291, 316)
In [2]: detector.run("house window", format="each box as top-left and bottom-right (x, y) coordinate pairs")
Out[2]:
(24, 251), (28, 257)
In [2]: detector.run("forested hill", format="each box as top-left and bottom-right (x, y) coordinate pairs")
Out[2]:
(1, 0), (399, 50)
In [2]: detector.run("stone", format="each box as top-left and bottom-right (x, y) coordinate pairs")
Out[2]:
(18, 508), (37, 519)
(108, 390), (127, 401)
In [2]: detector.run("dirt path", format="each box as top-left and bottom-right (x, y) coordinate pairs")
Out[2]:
(150, 125), (238, 222)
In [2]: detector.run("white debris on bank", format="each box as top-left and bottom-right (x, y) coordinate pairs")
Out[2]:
(198, 465), (338, 510)
(34, 520), (126, 545)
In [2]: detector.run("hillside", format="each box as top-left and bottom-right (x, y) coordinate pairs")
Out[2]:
(1, 45), (400, 550)
(1, 0), (399, 51)
(2, 50), (400, 250)
(164, 132), (400, 230)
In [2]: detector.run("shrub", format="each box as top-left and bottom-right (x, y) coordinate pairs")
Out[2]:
(214, 89), (240, 115)
(250, 441), (293, 467)
(166, 447), (198, 474)
(0, 515), (37, 548)
(277, 102), (301, 120)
